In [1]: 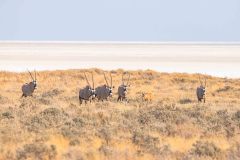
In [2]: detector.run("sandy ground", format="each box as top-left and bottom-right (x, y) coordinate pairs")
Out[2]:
(0, 42), (240, 78)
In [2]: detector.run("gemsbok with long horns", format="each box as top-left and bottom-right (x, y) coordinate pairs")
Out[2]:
(79, 72), (96, 105)
(117, 72), (130, 102)
(196, 74), (207, 103)
(95, 72), (114, 101)
(21, 70), (37, 97)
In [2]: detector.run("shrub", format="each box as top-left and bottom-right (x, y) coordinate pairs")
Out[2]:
(41, 89), (64, 98)
(26, 108), (69, 132)
(69, 139), (80, 146)
(179, 98), (193, 104)
(1, 111), (14, 119)
(97, 128), (112, 145)
(16, 143), (57, 160)
(216, 86), (233, 93)
(132, 131), (160, 155)
(99, 144), (113, 157)
(37, 98), (51, 105)
(190, 141), (221, 158)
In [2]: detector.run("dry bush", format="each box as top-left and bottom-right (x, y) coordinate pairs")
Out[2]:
(69, 139), (80, 146)
(98, 144), (113, 157)
(203, 110), (236, 137)
(179, 98), (193, 104)
(232, 110), (240, 128)
(16, 143), (57, 160)
(132, 130), (161, 155)
(37, 97), (52, 105)
(62, 148), (84, 160)
(41, 89), (64, 98)
(216, 85), (234, 93)
(189, 141), (222, 159)
(25, 108), (69, 132)
(1, 111), (14, 120)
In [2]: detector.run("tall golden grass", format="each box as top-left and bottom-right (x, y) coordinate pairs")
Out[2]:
(0, 69), (239, 160)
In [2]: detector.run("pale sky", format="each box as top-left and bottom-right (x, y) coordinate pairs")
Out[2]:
(0, 0), (240, 41)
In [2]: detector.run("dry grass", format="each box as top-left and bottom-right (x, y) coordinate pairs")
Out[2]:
(0, 69), (240, 160)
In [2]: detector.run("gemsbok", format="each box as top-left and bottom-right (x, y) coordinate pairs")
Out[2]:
(21, 70), (37, 97)
(95, 72), (114, 101)
(79, 72), (96, 105)
(196, 74), (207, 103)
(117, 72), (130, 102)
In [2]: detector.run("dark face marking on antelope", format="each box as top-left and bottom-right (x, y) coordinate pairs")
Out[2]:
(122, 85), (127, 93)
(33, 80), (37, 89)
(91, 88), (96, 98)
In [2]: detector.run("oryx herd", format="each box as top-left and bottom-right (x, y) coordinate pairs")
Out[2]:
(79, 72), (131, 104)
(21, 70), (208, 104)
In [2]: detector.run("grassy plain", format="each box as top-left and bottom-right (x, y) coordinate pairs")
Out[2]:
(0, 69), (239, 160)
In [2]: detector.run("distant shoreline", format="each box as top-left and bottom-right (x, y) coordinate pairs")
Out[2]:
(0, 42), (239, 78)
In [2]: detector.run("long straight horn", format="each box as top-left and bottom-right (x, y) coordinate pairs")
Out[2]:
(110, 73), (112, 87)
(103, 72), (109, 86)
(122, 73), (124, 85)
(28, 70), (34, 81)
(84, 72), (90, 86)
(204, 76), (207, 87)
(34, 70), (37, 81)
(91, 72), (94, 89)
(198, 74), (203, 86)
(126, 73), (130, 85)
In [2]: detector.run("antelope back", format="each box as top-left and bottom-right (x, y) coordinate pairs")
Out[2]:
(79, 86), (92, 100)
(22, 82), (36, 96)
(96, 85), (112, 99)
